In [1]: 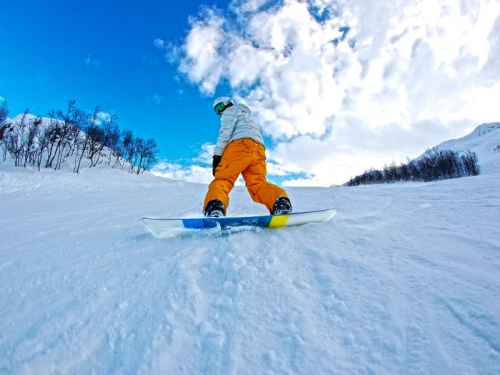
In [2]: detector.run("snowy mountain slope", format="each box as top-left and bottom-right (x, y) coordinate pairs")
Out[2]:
(1, 164), (499, 374)
(427, 122), (500, 174)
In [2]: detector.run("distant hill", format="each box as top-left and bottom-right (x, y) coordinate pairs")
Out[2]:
(426, 123), (500, 175)
(345, 123), (499, 186)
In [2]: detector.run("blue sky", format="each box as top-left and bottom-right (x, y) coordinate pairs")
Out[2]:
(2, 1), (499, 186)
(0, 0), (231, 163)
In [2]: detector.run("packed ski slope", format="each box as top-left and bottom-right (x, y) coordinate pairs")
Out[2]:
(1, 163), (499, 375)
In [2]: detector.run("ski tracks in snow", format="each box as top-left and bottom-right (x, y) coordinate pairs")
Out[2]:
(1, 169), (500, 374)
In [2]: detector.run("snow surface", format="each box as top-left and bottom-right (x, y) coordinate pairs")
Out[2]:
(1, 123), (500, 374)
(1, 162), (500, 375)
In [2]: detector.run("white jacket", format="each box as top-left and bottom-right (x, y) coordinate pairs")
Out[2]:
(214, 103), (264, 156)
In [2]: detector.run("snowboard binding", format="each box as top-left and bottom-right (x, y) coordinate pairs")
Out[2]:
(271, 197), (292, 215)
(204, 199), (226, 217)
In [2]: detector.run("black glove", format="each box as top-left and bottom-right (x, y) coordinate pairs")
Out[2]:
(212, 155), (222, 176)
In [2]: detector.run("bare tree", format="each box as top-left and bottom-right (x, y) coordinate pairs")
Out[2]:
(134, 138), (158, 174)
(131, 137), (144, 173)
(0, 104), (11, 161)
(103, 120), (120, 166)
(74, 108), (96, 174)
(35, 128), (50, 170)
(89, 114), (118, 167)
(142, 138), (158, 173)
(44, 119), (61, 168)
(2, 100), (160, 175)
(121, 129), (136, 171)
(23, 118), (41, 167)
(51, 100), (85, 170)
(87, 125), (105, 167)
(0, 105), (7, 125)
(7, 110), (31, 166)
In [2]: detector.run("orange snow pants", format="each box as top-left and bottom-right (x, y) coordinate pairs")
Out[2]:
(204, 138), (287, 213)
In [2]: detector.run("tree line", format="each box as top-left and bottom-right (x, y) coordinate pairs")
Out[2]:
(0, 100), (157, 174)
(346, 149), (480, 186)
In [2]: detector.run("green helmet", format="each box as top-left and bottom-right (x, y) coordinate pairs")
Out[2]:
(213, 96), (233, 115)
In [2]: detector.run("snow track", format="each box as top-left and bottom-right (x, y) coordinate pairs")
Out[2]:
(1, 166), (499, 374)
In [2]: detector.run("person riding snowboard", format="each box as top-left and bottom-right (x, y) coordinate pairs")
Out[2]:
(204, 97), (292, 217)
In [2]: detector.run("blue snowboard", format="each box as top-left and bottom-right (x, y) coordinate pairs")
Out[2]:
(142, 208), (336, 239)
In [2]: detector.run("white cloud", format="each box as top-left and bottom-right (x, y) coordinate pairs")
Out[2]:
(152, 143), (214, 184)
(230, 0), (271, 14)
(0, 96), (5, 106)
(175, 0), (500, 186)
(192, 143), (216, 165)
(152, 161), (213, 184)
(154, 38), (166, 49)
(179, 9), (225, 94)
(92, 111), (112, 126)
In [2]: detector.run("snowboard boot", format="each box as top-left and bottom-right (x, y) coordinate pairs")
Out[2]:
(204, 199), (226, 217)
(271, 197), (292, 215)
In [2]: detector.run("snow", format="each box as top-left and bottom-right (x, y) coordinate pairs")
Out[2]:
(1, 159), (500, 374)
(1, 123), (500, 374)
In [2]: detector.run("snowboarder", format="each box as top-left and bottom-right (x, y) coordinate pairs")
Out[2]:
(204, 97), (292, 217)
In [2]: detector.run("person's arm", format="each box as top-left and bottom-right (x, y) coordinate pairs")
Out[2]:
(212, 154), (222, 176)
(214, 107), (237, 156)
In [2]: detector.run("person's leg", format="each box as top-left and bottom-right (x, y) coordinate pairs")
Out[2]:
(204, 176), (237, 214)
(242, 144), (288, 213)
(203, 140), (252, 213)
